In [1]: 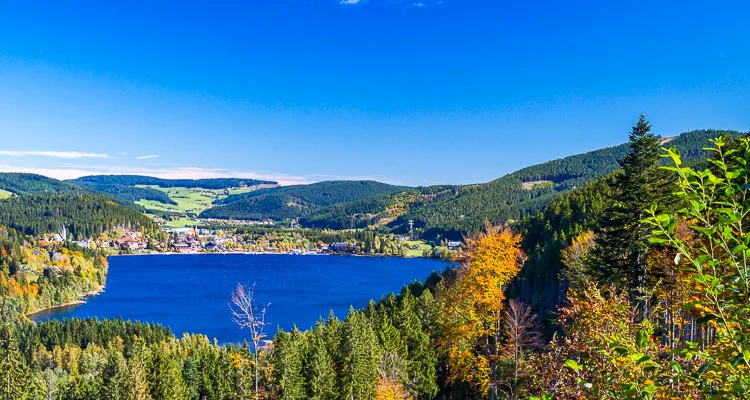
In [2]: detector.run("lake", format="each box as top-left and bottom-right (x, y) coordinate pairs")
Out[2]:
(31, 254), (448, 343)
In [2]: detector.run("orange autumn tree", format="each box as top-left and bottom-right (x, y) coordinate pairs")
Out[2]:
(437, 224), (524, 399)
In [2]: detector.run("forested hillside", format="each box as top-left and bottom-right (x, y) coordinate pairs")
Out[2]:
(0, 173), (160, 210)
(72, 182), (177, 205)
(70, 175), (276, 189)
(0, 194), (162, 240)
(0, 173), (83, 196)
(299, 129), (745, 239)
(0, 226), (108, 319)
(200, 180), (409, 220)
(513, 173), (616, 323)
(300, 185), (461, 230)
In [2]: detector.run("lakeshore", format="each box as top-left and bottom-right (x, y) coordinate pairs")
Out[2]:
(25, 285), (106, 318)
(30, 253), (447, 343)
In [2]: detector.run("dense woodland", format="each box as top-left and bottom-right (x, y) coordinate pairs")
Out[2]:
(253, 129), (744, 240)
(0, 174), (161, 211)
(0, 118), (748, 399)
(0, 174), (84, 196)
(0, 226), (107, 321)
(201, 181), (409, 221)
(299, 186), (461, 231)
(0, 194), (163, 240)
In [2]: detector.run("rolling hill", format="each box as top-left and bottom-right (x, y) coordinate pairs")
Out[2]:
(68, 175), (281, 222)
(200, 180), (410, 220)
(0, 173), (84, 195)
(299, 129), (746, 238)
(0, 173), (162, 211)
(0, 193), (162, 239)
(1, 129), (743, 239)
(72, 182), (178, 206)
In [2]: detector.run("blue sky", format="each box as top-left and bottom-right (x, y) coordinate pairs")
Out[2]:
(0, 0), (748, 186)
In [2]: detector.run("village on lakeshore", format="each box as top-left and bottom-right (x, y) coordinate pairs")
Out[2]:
(34, 222), (461, 258)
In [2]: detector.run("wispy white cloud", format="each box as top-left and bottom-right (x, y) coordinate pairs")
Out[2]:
(0, 151), (111, 159)
(412, 2), (425, 6)
(136, 154), (160, 160)
(339, 0), (363, 5)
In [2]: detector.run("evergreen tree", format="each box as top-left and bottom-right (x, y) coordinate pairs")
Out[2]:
(213, 350), (236, 400)
(396, 289), (438, 399)
(124, 348), (151, 400)
(374, 317), (406, 363)
(149, 343), (186, 400)
(0, 324), (27, 400)
(181, 358), (201, 400)
(590, 114), (675, 314)
(339, 308), (380, 400)
(101, 350), (128, 400)
(272, 327), (307, 400)
(305, 322), (336, 400)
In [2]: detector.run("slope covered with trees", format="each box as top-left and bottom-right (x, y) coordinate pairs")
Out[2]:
(0, 173), (83, 196)
(201, 180), (410, 220)
(0, 226), (108, 320)
(0, 173), (160, 210)
(298, 129), (745, 240)
(410, 129), (743, 237)
(300, 185), (460, 230)
(72, 182), (177, 205)
(0, 194), (162, 240)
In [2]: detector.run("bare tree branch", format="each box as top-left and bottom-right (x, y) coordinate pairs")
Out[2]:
(229, 282), (270, 399)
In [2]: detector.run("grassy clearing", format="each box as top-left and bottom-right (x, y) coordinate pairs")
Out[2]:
(135, 186), (223, 214)
(0, 189), (12, 199)
(404, 240), (433, 257)
(228, 186), (257, 195)
(145, 214), (199, 229)
(164, 216), (200, 229)
(134, 185), (266, 217)
(133, 185), (270, 229)
(521, 180), (554, 190)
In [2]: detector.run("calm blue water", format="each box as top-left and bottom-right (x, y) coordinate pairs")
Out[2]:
(31, 254), (446, 343)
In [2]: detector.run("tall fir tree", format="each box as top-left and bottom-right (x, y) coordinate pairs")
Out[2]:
(0, 324), (27, 400)
(124, 352), (151, 400)
(590, 114), (676, 315)
(339, 308), (380, 400)
(304, 322), (337, 400)
(101, 349), (128, 400)
(272, 327), (307, 400)
(396, 289), (438, 400)
(149, 343), (186, 400)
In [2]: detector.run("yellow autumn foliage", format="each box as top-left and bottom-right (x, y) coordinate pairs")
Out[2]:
(375, 376), (413, 400)
(437, 224), (524, 396)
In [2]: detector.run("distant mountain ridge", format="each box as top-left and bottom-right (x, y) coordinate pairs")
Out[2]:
(0, 173), (83, 195)
(298, 129), (746, 238)
(200, 180), (410, 221)
(1, 129), (744, 239)
(68, 175), (277, 189)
